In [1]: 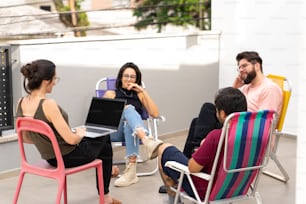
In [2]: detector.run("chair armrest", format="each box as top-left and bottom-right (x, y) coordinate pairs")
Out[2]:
(165, 161), (211, 181)
(151, 115), (166, 122)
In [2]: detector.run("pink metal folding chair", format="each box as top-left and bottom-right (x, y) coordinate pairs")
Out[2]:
(13, 117), (104, 204)
(166, 110), (277, 204)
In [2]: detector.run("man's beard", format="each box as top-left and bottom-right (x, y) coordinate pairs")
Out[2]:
(243, 68), (256, 84)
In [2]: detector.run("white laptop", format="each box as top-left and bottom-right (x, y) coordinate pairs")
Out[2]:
(75, 97), (126, 138)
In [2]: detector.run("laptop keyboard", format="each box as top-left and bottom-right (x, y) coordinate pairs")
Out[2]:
(86, 127), (108, 134)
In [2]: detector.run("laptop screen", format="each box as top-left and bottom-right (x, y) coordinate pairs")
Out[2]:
(85, 97), (126, 128)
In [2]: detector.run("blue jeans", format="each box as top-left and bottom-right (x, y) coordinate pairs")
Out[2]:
(110, 105), (148, 158)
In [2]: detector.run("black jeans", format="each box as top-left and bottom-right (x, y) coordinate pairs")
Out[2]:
(183, 103), (222, 158)
(47, 135), (113, 195)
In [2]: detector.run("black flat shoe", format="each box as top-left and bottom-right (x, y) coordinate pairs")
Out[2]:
(158, 185), (167, 194)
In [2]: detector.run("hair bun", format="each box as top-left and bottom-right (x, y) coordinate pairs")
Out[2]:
(20, 61), (40, 79)
(20, 63), (31, 78)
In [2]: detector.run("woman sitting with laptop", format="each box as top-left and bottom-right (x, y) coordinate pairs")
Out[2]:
(16, 59), (121, 204)
(103, 62), (159, 187)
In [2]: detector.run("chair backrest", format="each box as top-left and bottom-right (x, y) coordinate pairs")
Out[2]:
(207, 110), (276, 202)
(16, 117), (65, 174)
(95, 77), (149, 120)
(267, 74), (291, 132)
(95, 77), (117, 98)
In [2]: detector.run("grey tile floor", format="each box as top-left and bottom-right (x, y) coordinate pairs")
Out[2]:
(0, 131), (296, 204)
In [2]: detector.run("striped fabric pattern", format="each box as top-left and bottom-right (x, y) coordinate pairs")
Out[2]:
(209, 110), (274, 201)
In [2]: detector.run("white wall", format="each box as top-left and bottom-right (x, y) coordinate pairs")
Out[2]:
(1, 0), (23, 4)
(1, 32), (220, 172)
(9, 32), (220, 134)
(212, 1), (306, 203)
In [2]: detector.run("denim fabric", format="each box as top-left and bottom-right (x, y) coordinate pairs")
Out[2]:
(110, 105), (148, 157)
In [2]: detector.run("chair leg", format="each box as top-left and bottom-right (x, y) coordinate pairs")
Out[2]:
(255, 192), (263, 204)
(263, 133), (289, 183)
(113, 157), (146, 165)
(13, 171), (26, 204)
(97, 165), (105, 204)
(56, 178), (65, 204)
(263, 152), (289, 183)
(115, 154), (159, 177)
(136, 157), (159, 176)
(63, 176), (68, 204)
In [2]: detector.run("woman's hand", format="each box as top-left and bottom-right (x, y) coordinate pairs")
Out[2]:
(127, 83), (144, 93)
(75, 126), (86, 138)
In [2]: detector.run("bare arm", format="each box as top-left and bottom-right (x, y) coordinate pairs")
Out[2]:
(188, 158), (203, 173)
(126, 81), (159, 117)
(137, 90), (159, 118)
(103, 85), (159, 117)
(43, 99), (85, 145)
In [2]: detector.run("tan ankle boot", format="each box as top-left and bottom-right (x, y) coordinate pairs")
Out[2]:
(142, 136), (163, 159)
(114, 162), (138, 187)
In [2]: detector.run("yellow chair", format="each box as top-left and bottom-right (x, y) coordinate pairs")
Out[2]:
(263, 74), (291, 183)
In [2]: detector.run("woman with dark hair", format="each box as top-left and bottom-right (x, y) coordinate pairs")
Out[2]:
(16, 59), (121, 204)
(103, 62), (159, 187)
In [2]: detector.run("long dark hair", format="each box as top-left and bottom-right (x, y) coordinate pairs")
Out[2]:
(20, 59), (56, 94)
(115, 62), (142, 89)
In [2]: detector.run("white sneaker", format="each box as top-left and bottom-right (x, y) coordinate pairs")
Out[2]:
(114, 163), (139, 187)
(142, 136), (163, 160)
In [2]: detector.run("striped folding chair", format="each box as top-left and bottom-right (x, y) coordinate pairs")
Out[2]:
(166, 110), (277, 204)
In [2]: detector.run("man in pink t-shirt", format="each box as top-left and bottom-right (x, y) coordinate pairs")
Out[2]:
(182, 51), (283, 159)
(233, 51), (283, 115)
(157, 51), (283, 197)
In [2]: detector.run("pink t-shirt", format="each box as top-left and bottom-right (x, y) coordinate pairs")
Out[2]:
(240, 77), (283, 115)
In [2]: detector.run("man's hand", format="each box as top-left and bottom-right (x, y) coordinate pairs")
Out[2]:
(233, 74), (244, 88)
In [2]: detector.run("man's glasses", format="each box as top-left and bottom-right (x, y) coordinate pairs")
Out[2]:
(237, 63), (253, 72)
(122, 74), (136, 80)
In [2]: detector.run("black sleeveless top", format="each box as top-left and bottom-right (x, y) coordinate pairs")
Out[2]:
(115, 88), (143, 115)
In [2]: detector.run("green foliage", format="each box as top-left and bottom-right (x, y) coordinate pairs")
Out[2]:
(53, 0), (89, 36)
(133, 0), (211, 33)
